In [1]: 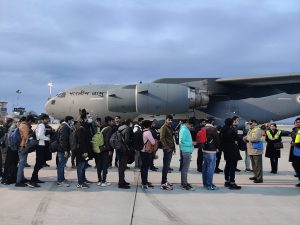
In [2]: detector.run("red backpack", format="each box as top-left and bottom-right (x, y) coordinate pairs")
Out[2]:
(196, 128), (207, 144)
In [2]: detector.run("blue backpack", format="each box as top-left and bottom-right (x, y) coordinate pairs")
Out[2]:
(8, 128), (21, 151)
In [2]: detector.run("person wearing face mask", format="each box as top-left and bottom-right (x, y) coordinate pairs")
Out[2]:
(30, 114), (50, 185)
(56, 116), (74, 187)
(265, 123), (282, 174)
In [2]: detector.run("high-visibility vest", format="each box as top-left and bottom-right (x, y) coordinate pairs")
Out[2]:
(295, 130), (300, 144)
(266, 130), (281, 141)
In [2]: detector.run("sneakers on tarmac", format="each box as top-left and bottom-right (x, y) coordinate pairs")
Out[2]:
(77, 183), (89, 189)
(161, 182), (173, 190)
(57, 180), (70, 187)
(100, 182), (111, 187)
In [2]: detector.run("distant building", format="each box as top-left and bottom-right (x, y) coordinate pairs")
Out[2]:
(0, 101), (8, 117)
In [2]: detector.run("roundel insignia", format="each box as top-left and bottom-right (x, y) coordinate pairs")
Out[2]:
(297, 95), (300, 104)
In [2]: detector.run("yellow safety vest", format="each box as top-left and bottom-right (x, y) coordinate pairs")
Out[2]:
(266, 130), (281, 141)
(295, 130), (300, 144)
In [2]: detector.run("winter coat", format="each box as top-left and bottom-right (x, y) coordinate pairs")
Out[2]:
(75, 126), (89, 162)
(220, 125), (242, 161)
(265, 129), (282, 159)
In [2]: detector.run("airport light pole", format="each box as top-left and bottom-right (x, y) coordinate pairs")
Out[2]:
(16, 89), (21, 107)
(48, 81), (53, 99)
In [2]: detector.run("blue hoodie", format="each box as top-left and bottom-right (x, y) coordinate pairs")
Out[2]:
(179, 124), (194, 153)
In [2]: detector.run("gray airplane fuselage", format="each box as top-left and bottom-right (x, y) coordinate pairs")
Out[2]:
(45, 84), (300, 125)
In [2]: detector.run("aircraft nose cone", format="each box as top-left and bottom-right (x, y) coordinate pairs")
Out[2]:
(45, 98), (56, 117)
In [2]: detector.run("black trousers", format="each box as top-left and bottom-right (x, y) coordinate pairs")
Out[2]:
(118, 151), (128, 185)
(161, 150), (173, 184)
(294, 156), (300, 181)
(224, 160), (238, 183)
(216, 151), (222, 169)
(3, 149), (19, 183)
(270, 157), (278, 173)
(31, 145), (46, 181)
(197, 148), (203, 171)
(0, 148), (2, 177)
(141, 152), (152, 185)
(95, 151), (109, 182)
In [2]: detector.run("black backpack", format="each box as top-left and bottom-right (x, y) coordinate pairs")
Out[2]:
(133, 127), (144, 151)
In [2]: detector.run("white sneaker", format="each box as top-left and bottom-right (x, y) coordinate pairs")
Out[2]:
(61, 180), (70, 187)
(97, 182), (102, 186)
(100, 182), (111, 187)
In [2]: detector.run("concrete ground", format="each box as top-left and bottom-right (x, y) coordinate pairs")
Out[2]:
(0, 136), (299, 225)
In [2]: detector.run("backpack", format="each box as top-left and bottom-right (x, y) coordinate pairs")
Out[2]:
(109, 131), (124, 150)
(133, 127), (144, 151)
(25, 130), (39, 153)
(69, 129), (78, 152)
(8, 128), (21, 151)
(196, 128), (207, 144)
(91, 127), (108, 153)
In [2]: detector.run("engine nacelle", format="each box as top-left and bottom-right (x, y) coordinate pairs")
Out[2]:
(107, 83), (210, 114)
(107, 88), (136, 112)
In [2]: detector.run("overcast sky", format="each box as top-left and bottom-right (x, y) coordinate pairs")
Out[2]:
(0, 0), (300, 114)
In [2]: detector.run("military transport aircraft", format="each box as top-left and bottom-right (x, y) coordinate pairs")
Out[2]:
(45, 73), (300, 126)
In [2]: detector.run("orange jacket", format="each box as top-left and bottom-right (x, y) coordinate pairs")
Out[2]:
(19, 121), (30, 147)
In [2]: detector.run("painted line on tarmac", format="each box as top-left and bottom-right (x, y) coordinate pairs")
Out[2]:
(130, 169), (141, 225)
(31, 182), (57, 225)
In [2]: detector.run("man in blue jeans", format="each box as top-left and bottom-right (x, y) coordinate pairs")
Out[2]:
(202, 118), (220, 190)
(57, 116), (74, 187)
(15, 115), (36, 188)
(160, 115), (176, 190)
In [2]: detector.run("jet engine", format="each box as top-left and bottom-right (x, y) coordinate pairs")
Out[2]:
(107, 83), (209, 114)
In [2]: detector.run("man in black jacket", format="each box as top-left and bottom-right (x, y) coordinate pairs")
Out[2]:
(57, 116), (73, 187)
(96, 116), (114, 187)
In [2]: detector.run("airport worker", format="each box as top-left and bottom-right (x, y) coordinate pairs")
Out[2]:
(202, 117), (220, 190)
(265, 123), (282, 174)
(56, 116), (74, 187)
(95, 116), (114, 187)
(30, 114), (50, 185)
(160, 115), (176, 190)
(15, 115), (36, 188)
(220, 118), (242, 190)
(290, 117), (300, 187)
(179, 118), (196, 191)
(140, 120), (156, 189)
(74, 121), (90, 189)
(243, 119), (264, 183)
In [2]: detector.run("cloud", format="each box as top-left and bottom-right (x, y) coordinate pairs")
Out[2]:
(0, 0), (299, 113)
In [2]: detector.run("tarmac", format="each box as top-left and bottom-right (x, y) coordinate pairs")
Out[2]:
(0, 134), (299, 225)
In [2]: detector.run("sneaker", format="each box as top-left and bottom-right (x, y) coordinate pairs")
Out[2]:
(207, 185), (218, 190)
(84, 180), (92, 185)
(57, 180), (70, 187)
(147, 182), (154, 188)
(97, 182), (102, 186)
(100, 182), (111, 187)
(77, 183), (89, 189)
(166, 181), (173, 187)
(235, 168), (241, 172)
(229, 183), (242, 190)
(118, 184), (130, 189)
(150, 167), (158, 172)
(141, 184), (148, 189)
(253, 179), (263, 183)
(21, 178), (30, 183)
(28, 182), (40, 188)
(245, 169), (252, 172)
(161, 183), (173, 190)
(25, 163), (31, 167)
(15, 183), (27, 187)
(124, 181), (130, 186)
(296, 183), (300, 187)
(224, 181), (230, 187)
(181, 184), (195, 191)
(249, 177), (257, 180)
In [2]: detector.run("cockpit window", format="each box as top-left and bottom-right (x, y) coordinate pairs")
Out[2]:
(51, 100), (56, 105)
(56, 92), (66, 98)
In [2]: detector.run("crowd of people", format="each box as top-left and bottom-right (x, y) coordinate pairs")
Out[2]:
(0, 112), (299, 191)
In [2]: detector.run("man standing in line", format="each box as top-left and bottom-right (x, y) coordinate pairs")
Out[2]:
(160, 115), (175, 190)
(179, 119), (196, 191)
